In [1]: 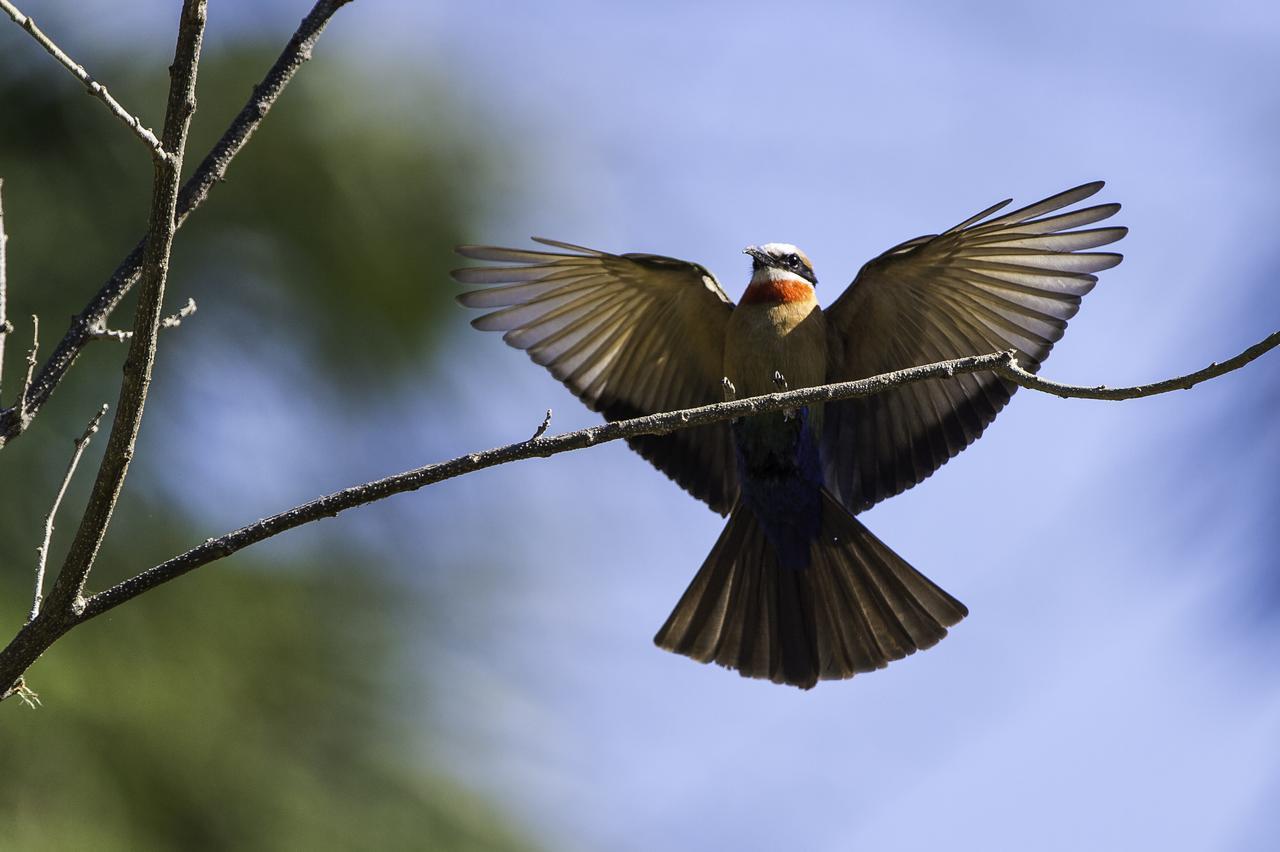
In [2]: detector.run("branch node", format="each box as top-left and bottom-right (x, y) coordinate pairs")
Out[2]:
(9, 678), (40, 709)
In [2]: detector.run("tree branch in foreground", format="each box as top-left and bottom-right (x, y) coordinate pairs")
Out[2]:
(1, 332), (1274, 700)
(0, 0), (169, 161)
(44, 0), (205, 621)
(0, 0), (354, 449)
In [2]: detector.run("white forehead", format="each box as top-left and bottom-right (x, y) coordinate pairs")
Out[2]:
(759, 242), (803, 256)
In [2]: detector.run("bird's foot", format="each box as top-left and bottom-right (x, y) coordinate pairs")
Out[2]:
(773, 371), (796, 419)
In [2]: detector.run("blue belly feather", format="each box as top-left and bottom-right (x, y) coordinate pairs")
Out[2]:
(732, 407), (825, 571)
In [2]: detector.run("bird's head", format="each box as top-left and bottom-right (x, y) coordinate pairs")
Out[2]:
(743, 243), (818, 287)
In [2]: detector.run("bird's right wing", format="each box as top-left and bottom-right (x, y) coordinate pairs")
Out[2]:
(454, 239), (740, 514)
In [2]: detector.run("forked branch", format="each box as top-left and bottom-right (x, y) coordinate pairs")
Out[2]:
(44, 0), (206, 617)
(0, 0), (355, 448)
(31, 404), (109, 622)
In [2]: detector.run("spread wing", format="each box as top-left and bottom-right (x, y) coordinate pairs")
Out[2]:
(454, 238), (739, 514)
(822, 181), (1127, 513)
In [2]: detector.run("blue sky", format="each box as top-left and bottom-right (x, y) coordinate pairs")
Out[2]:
(112, 1), (1280, 849)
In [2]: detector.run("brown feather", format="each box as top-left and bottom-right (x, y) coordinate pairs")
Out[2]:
(822, 182), (1126, 513)
(654, 491), (966, 689)
(454, 243), (741, 513)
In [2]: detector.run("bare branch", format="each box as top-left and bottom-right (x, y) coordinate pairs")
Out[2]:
(0, 0), (354, 449)
(89, 297), (197, 342)
(0, 0), (168, 162)
(45, 0), (207, 618)
(31, 404), (109, 622)
(80, 332), (1277, 624)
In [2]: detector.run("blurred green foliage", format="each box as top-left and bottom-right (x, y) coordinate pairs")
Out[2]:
(2, 566), (529, 851)
(0, 34), (529, 852)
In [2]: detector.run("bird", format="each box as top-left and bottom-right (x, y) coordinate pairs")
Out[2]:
(452, 181), (1125, 689)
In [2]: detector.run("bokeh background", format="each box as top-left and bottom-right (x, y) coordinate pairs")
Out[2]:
(1, 1), (1278, 850)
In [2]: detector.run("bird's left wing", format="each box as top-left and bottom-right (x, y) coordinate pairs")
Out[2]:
(454, 239), (739, 514)
(822, 182), (1127, 514)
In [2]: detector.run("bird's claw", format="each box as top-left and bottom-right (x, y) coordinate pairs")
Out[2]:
(773, 371), (797, 419)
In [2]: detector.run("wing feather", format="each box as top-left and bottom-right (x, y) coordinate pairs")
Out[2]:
(823, 182), (1126, 512)
(454, 242), (738, 513)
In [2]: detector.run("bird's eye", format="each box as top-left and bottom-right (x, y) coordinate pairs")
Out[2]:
(786, 253), (800, 267)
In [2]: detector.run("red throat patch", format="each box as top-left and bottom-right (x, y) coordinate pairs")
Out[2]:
(740, 279), (814, 305)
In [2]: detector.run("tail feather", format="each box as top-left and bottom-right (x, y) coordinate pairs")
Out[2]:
(663, 500), (745, 660)
(654, 489), (967, 689)
(715, 514), (762, 672)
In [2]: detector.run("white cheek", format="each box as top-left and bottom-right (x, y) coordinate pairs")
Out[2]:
(750, 266), (810, 286)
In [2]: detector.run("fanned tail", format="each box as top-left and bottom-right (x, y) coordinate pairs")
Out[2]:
(654, 489), (967, 689)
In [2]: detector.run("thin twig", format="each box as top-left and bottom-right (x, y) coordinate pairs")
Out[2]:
(530, 408), (553, 441)
(31, 404), (109, 622)
(163, 296), (198, 328)
(79, 332), (1277, 623)
(997, 334), (1280, 399)
(45, 0), (207, 619)
(0, 0), (354, 449)
(89, 297), (197, 342)
(17, 314), (36, 422)
(0, 0), (168, 162)
(0, 178), (9, 401)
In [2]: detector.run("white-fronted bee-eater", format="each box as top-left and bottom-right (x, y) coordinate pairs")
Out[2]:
(453, 182), (1125, 689)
